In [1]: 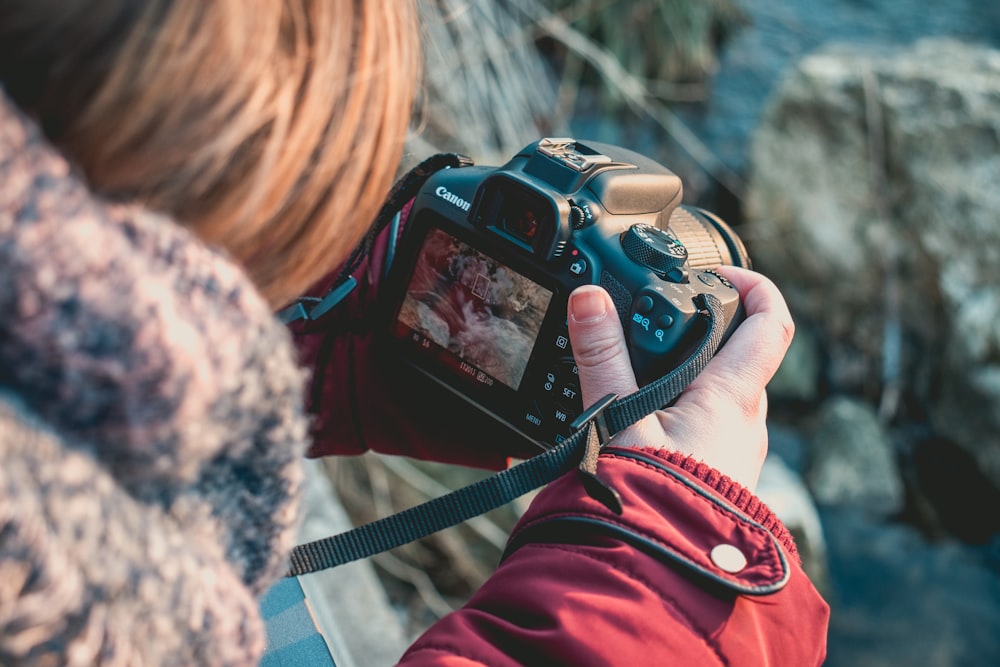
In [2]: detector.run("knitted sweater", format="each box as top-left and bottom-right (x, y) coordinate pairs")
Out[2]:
(0, 94), (310, 665)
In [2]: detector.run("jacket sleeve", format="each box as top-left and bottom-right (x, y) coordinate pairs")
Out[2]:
(289, 218), (540, 469)
(397, 446), (830, 666)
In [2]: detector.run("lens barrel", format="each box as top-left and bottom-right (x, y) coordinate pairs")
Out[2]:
(666, 206), (751, 271)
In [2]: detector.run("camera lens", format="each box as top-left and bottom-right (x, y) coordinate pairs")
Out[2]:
(668, 207), (751, 270)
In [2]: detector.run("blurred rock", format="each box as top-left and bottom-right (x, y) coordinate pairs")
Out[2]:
(806, 396), (904, 516)
(757, 453), (829, 591)
(767, 321), (822, 402)
(747, 38), (1000, 488)
(767, 422), (808, 475)
(907, 436), (1000, 545)
(822, 508), (1000, 667)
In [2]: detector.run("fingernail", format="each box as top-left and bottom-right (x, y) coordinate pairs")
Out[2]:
(570, 287), (607, 323)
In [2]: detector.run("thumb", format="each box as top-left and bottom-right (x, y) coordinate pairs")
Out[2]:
(567, 285), (639, 409)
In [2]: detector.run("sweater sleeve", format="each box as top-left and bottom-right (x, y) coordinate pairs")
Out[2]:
(0, 93), (310, 595)
(398, 446), (830, 666)
(0, 93), (312, 666)
(0, 400), (265, 666)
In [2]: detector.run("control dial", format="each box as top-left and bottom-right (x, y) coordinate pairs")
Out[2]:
(621, 223), (688, 281)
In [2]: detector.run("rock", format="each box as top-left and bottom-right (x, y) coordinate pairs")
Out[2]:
(746, 38), (1000, 487)
(806, 396), (904, 516)
(757, 453), (829, 591)
(821, 508), (1000, 667)
(767, 321), (823, 402)
(908, 436), (1000, 545)
(767, 422), (808, 475)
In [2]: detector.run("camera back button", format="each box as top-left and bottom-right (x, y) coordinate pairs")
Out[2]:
(568, 257), (588, 277)
(523, 408), (544, 429)
(635, 295), (655, 314)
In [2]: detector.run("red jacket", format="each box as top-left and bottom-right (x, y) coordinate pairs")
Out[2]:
(290, 224), (830, 666)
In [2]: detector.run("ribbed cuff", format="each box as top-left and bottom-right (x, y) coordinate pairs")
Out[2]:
(637, 447), (801, 563)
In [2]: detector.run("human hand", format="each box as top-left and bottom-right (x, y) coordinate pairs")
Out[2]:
(566, 267), (794, 492)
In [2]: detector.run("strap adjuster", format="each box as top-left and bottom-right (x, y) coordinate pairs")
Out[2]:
(570, 393), (623, 514)
(569, 392), (617, 446)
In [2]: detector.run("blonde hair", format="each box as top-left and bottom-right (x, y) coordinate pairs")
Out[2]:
(0, 0), (419, 307)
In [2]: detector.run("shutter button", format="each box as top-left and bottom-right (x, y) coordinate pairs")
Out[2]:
(710, 544), (748, 573)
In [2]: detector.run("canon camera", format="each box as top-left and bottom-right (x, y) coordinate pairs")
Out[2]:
(381, 139), (750, 448)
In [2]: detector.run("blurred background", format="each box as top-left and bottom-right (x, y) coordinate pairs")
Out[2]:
(321, 1), (1000, 664)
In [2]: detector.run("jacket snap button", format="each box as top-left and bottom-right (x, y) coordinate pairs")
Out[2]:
(710, 544), (748, 573)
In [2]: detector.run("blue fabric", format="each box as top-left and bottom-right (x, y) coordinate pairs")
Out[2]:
(260, 578), (337, 666)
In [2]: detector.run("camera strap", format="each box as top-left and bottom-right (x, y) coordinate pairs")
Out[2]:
(286, 291), (728, 577)
(278, 152), (475, 325)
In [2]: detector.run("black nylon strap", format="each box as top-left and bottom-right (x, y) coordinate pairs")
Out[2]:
(286, 293), (729, 577)
(329, 152), (474, 297)
(288, 419), (589, 577)
(278, 152), (476, 326)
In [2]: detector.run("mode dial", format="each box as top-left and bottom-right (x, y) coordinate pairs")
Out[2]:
(620, 223), (688, 281)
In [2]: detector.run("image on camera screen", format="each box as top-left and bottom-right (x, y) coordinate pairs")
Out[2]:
(397, 227), (553, 390)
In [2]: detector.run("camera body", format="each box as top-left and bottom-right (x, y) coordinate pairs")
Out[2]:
(380, 139), (749, 448)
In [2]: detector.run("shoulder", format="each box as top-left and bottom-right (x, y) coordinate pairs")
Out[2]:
(0, 91), (310, 588)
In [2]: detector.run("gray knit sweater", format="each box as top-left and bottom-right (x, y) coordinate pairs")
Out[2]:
(0, 94), (311, 665)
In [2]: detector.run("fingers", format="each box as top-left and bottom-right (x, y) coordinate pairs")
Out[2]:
(566, 272), (791, 418)
(684, 267), (794, 416)
(564, 271), (788, 493)
(566, 285), (638, 409)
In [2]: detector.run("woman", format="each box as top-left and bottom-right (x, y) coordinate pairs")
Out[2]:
(0, 1), (828, 665)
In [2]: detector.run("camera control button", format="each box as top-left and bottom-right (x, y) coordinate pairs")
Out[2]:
(662, 267), (689, 283)
(558, 382), (580, 403)
(635, 295), (655, 314)
(703, 269), (734, 289)
(524, 403), (545, 429)
(697, 272), (719, 288)
(658, 314), (675, 329)
(568, 257), (588, 276)
(551, 403), (578, 427)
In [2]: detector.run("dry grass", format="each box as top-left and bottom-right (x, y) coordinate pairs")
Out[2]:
(323, 454), (533, 638)
(407, 0), (743, 187)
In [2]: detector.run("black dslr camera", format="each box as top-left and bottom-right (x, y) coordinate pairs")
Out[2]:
(381, 139), (749, 447)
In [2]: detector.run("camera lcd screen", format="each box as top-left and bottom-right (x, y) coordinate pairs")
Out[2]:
(396, 227), (553, 391)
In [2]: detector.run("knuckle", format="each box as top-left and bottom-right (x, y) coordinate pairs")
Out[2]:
(778, 313), (796, 349)
(719, 368), (767, 419)
(730, 389), (761, 420)
(575, 333), (627, 369)
(735, 394), (761, 420)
